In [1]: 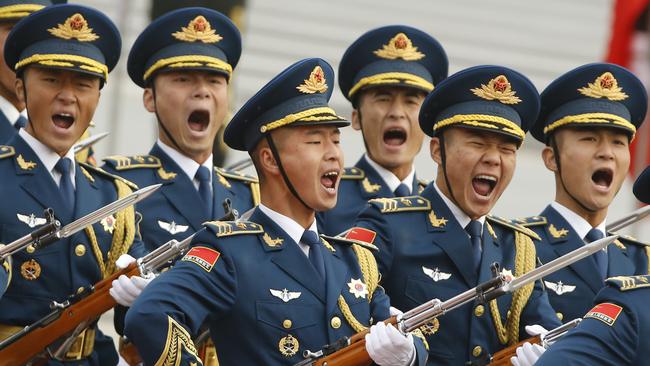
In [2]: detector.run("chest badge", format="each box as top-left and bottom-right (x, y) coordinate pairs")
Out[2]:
(544, 280), (576, 295)
(419, 318), (440, 335)
(21, 259), (41, 280)
(17, 213), (46, 228)
(500, 268), (516, 282)
(270, 288), (301, 303)
(158, 220), (189, 235)
(347, 278), (368, 299)
(279, 334), (299, 357)
(422, 266), (451, 282)
(101, 215), (116, 233)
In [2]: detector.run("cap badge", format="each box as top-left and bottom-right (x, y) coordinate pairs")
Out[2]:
(48, 13), (99, 42)
(172, 15), (222, 44)
(578, 72), (628, 101)
(470, 75), (521, 105)
(374, 32), (425, 61)
(296, 66), (328, 94)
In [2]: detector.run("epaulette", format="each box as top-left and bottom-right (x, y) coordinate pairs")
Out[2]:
(203, 220), (264, 238)
(616, 234), (650, 248)
(486, 215), (541, 241)
(0, 145), (14, 159)
(321, 234), (379, 252)
(214, 166), (258, 184)
(368, 196), (431, 214)
(606, 275), (650, 291)
(79, 162), (139, 190)
(102, 155), (161, 171)
(514, 215), (548, 227)
(341, 167), (365, 180)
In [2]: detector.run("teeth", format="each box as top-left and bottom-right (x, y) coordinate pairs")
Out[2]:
(476, 175), (497, 182)
(324, 171), (338, 177)
(59, 113), (72, 117)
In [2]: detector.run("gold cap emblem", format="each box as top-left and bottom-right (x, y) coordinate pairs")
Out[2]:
(48, 13), (99, 42)
(578, 72), (628, 101)
(172, 15), (222, 44)
(296, 66), (328, 94)
(374, 32), (425, 61)
(470, 75), (521, 105)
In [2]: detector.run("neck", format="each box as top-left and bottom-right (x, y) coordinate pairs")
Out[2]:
(555, 193), (607, 228)
(260, 181), (315, 229)
(24, 125), (69, 157)
(0, 86), (23, 111)
(367, 154), (412, 181)
(159, 134), (211, 164)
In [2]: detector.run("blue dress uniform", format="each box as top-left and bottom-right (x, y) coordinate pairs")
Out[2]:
(0, 255), (9, 298)
(351, 66), (562, 365)
(317, 25), (448, 236)
(0, 5), (146, 365)
(125, 58), (428, 366)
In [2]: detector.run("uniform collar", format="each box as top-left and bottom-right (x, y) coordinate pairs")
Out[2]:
(550, 201), (606, 240)
(156, 139), (213, 185)
(19, 128), (76, 186)
(363, 153), (415, 194)
(0, 94), (25, 127)
(434, 181), (485, 232)
(258, 203), (318, 249)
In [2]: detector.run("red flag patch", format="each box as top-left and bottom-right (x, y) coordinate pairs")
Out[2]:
(182, 246), (220, 272)
(345, 227), (377, 244)
(584, 302), (623, 326)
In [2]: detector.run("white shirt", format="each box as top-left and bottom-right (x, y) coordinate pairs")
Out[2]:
(157, 139), (213, 192)
(551, 201), (607, 243)
(364, 154), (415, 194)
(258, 203), (318, 257)
(0, 94), (25, 128)
(434, 181), (486, 242)
(19, 128), (76, 188)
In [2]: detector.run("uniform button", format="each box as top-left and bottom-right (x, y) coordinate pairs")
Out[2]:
(474, 305), (484, 317)
(75, 244), (86, 257)
(26, 245), (35, 254)
(77, 287), (84, 294)
(282, 319), (292, 329)
(331, 316), (341, 329)
(556, 312), (564, 321)
(472, 346), (482, 357)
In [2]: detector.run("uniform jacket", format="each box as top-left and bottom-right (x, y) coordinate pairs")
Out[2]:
(0, 110), (17, 144)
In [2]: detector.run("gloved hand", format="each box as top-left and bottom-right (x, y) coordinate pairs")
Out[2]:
(525, 324), (548, 337)
(109, 254), (152, 307)
(389, 306), (404, 317)
(510, 342), (545, 366)
(365, 322), (415, 366)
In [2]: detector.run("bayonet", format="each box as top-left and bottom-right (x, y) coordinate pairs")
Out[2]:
(72, 131), (109, 154)
(606, 205), (650, 233)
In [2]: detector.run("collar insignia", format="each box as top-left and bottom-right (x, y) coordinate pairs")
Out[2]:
(544, 280), (576, 295)
(374, 32), (425, 61)
(16, 154), (36, 170)
(296, 66), (328, 94)
(347, 278), (368, 299)
(361, 177), (381, 193)
(270, 288), (301, 303)
(48, 13), (99, 42)
(422, 266), (451, 282)
(548, 223), (569, 239)
(578, 72), (628, 101)
(16, 213), (46, 228)
(158, 220), (189, 235)
(101, 215), (115, 233)
(470, 75), (521, 105)
(428, 211), (447, 228)
(157, 167), (177, 180)
(263, 232), (284, 247)
(172, 15), (222, 44)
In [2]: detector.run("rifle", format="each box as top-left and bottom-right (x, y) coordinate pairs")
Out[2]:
(606, 205), (650, 235)
(293, 235), (618, 366)
(72, 131), (109, 154)
(0, 199), (237, 365)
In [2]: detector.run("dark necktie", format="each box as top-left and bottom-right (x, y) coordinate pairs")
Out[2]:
(585, 228), (607, 278)
(302, 230), (325, 280)
(55, 158), (74, 211)
(394, 183), (410, 197)
(14, 115), (26, 130)
(195, 166), (213, 218)
(465, 220), (483, 274)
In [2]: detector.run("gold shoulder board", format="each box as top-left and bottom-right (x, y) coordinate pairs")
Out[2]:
(0, 145), (15, 159)
(486, 215), (541, 241)
(214, 166), (258, 183)
(606, 275), (650, 291)
(203, 220), (264, 237)
(102, 155), (161, 171)
(514, 216), (548, 227)
(79, 162), (139, 190)
(341, 167), (365, 180)
(368, 196), (431, 214)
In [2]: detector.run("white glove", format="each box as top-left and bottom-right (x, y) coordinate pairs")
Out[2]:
(109, 254), (152, 307)
(525, 324), (548, 337)
(510, 342), (545, 366)
(365, 322), (415, 366)
(389, 306), (404, 317)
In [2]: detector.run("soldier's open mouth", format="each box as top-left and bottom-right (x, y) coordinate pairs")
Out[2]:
(472, 174), (497, 197)
(52, 113), (74, 129)
(321, 171), (339, 193)
(383, 128), (406, 146)
(592, 168), (613, 188)
(188, 109), (210, 131)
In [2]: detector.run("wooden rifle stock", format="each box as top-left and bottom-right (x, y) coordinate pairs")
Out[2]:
(487, 335), (541, 366)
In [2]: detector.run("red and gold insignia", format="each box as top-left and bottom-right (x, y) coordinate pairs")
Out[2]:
(347, 278), (368, 299)
(48, 13), (99, 42)
(345, 227), (377, 244)
(172, 15), (223, 44)
(181, 246), (220, 272)
(296, 66), (328, 94)
(101, 215), (115, 234)
(578, 72), (628, 101)
(374, 32), (425, 61)
(584, 302), (623, 326)
(20, 259), (41, 280)
(470, 75), (521, 105)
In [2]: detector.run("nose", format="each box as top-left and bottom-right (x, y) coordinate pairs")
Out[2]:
(192, 79), (211, 99)
(481, 145), (501, 167)
(56, 82), (76, 104)
(324, 137), (343, 165)
(596, 139), (615, 160)
(387, 99), (407, 120)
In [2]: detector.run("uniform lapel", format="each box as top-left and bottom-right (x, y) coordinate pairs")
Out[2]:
(355, 158), (393, 200)
(73, 164), (99, 217)
(211, 168), (235, 219)
(0, 112), (16, 143)
(477, 222), (503, 283)
(321, 239), (347, 313)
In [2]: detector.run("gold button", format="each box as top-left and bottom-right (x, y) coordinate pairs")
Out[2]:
(472, 346), (482, 357)
(556, 312), (564, 321)
(282, 319), (292, 329)
(331, 316), (341, 329)
(26, 245), (35, 254)
(77, 287), (84, 294)
(474, 305), (484, 317)
(75, 244), (86, 257)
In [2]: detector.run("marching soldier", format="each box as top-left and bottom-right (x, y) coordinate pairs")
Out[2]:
(317, 25), (448, 236)
(347, 65), (562, 365)
(124, 58), (428, 365)
(102, 7), (258, 254)
(518, 63), (649, 325)
(0, 4), (147, 364)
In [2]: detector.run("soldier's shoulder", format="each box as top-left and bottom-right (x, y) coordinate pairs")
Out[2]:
(79, 162), (139, 190)
(513, 215), (548, 227)
(341, 166), (365, 180)
(605, 275), (650, 292)
(102, 155), (161, 171)
(0, 145), (14, 160)
(614, 234), (650, 249)
(368, 196), (431, 214)
(486, 215), (541, 241)
(203, 220), (264, 238)
(214, 166), (258, 186)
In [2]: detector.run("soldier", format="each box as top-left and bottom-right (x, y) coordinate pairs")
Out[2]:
(0, 4), (147, 365)
(102, 7), (258, 254)
(347, 65), (562, 365)
(124, 58), (428, 365)
(317, 25), (448, 236)
(518, 63), (649, 325)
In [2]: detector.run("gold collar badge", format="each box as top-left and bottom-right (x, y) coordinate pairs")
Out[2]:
(16, 154), (36, 170)
(297, 66), (328, 94)
(48, 13), (99, 42)
(428, 211), (448, 228)
(471, 75), (521, 105)
(548, 223), (569, 239)
(577, 72), (628, 101)
(374, 32), (425, 61)
(172, 15), (223, 44)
